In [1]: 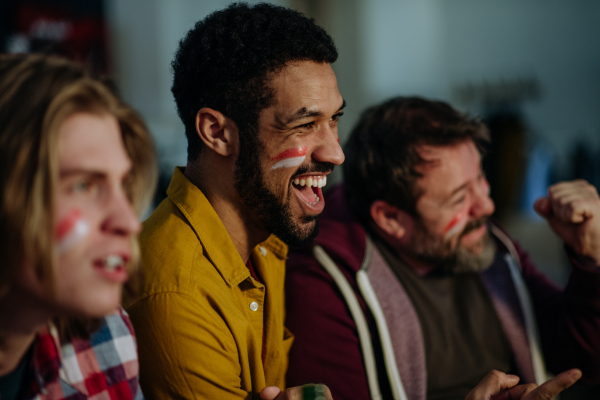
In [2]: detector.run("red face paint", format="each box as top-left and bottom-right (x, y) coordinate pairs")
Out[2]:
(272, 146), (308, 161)
(443, 209), (469, 239)
(56, 209), (82, 239)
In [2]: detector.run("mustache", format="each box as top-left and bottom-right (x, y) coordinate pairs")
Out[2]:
(291, 162), (335, 179)
(460, 217), (487, 237)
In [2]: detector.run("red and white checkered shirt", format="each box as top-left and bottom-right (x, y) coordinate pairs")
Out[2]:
(20, 308), (143, 400)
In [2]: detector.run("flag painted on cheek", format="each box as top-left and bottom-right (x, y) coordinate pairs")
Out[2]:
(271, 147), (308, 170)
(443, 210), (469, 240)
(56, 209), (90, 254)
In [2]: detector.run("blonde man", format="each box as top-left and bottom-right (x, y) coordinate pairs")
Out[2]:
(0, 54), (156, 400)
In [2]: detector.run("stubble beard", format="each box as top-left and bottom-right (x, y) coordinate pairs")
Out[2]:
(233, 131), (320, 248)
(409, 216), (497, 274)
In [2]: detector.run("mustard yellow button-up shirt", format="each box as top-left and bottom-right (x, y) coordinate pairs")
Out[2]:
(127, 168), (293, 399)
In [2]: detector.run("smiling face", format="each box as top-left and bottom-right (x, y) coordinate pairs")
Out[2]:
(17, 112), (140, 318)
(404, 140), (496, 273)
(234, 61), (345, 247)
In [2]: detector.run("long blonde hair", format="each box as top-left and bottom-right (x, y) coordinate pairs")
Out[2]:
(0, 54), (156, 335)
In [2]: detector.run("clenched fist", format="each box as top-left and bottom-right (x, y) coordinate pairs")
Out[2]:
(534, 180), (600, 265)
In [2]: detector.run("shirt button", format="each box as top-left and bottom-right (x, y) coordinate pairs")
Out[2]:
(249, 301), (259, 311)
(259, 246), (267, 257)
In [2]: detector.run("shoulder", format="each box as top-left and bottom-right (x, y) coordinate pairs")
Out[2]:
(55, 309), (142, 399)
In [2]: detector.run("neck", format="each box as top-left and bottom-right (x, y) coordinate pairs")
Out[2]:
(185, 161), (269, 263)
(395, 251), (436, 276)
(371, 224), (435, 276)
(0, 288), (50, 376)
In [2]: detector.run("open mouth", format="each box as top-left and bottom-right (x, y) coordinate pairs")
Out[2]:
(93, 255), (129, 282)
(292, 175), (327, 205)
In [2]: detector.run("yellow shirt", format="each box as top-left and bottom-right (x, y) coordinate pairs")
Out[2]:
(127, 167), (293, 400)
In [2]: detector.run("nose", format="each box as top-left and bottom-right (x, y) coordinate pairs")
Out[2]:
(311, 125), (345, 166)
(471, 177), (495, 218)
(102, 190), (141, 237)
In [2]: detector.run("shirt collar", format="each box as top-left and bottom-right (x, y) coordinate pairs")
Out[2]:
(166, 167), (286, 287)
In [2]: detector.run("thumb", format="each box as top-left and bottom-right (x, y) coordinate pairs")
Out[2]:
(260, 386), (283, 400)
(534, 197), (551, 218)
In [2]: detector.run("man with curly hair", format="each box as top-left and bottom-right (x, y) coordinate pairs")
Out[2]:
(126, 3), (344, 399)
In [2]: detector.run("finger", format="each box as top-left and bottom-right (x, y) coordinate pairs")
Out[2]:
(533, 197), (551, 218)
(548, 180), (590, 195)
(260, 386), (283, 400)
(549, 197), (595, 224)
(525, 369), (581, 400)
(492, 383), (537, 400)
(549, 183), (599, 204)
(466, 370), (520, 400)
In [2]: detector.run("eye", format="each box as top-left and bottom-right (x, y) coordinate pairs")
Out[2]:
(454, 195), (466, 206)
(297, 121), (315, 130)
(331, 112), (344, 123)
(72, 180), (91, 193)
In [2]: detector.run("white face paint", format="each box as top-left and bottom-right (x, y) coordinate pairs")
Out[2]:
(56, 209), (90, 254)
(271, 156), (306, 170)
(270, 146), (308, 170)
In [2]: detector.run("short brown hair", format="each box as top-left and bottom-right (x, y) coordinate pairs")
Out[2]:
(343, 96), (490, 224)
(0, 54), (156, 333)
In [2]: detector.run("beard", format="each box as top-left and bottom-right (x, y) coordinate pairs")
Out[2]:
(408, 216), (497, 274)
(233, 130), (331, 248)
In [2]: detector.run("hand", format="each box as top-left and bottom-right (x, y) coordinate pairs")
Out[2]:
(534, 180), (600, 265)
(465, 369), (581, 400)
(260, 384), (333, 400)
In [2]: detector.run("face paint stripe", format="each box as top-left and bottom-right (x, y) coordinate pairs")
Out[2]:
(271, 156), (306, 170)
(443, 212), (469, 240)
(56, 209), (82, 239)
(272, 147), (308, 162)
(56, 209), (90, 254)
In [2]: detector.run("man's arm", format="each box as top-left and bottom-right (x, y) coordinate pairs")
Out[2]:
(127, 292), (250, 400)
(521, 180), (600, 382)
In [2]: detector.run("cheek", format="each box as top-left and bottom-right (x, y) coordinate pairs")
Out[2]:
(56, 208), (90, 254)
(270, 146), (308, 170)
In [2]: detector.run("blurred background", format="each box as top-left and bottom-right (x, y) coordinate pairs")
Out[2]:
(2, 0), (600, 300)
(1, 0), (600, 396)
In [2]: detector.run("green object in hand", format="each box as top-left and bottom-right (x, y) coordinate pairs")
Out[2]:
(302, 384), (327, 400)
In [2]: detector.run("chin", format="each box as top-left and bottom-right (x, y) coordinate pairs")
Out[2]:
(61, 287), (123, 318)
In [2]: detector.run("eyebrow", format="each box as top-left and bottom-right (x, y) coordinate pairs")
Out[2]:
(60, 169), (106, 179)
(284, 99), (346, 125)
(59, 167), (131, 180)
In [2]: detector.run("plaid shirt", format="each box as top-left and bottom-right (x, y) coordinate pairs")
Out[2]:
(20, 308), (144, 400)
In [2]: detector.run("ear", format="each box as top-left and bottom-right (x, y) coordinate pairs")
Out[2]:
(370, 200), (411, 240)
(195, 108), (238, 157)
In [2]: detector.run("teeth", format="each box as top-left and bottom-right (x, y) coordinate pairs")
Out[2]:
(293, 176), (328, 188)
(104, 255), (123, 271)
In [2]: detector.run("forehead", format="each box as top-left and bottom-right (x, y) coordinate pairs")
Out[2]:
(415, 140), (482, 198)
(266, 61), (342, 119)
(58, 112), (131, 173)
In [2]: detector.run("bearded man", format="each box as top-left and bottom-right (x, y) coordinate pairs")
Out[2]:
(125, 3), (345, 399)
(285, 96), (600, 400)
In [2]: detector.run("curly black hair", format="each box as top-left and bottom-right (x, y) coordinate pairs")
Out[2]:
(343, 96), (490, 225)
(171, 2), (338, 161)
